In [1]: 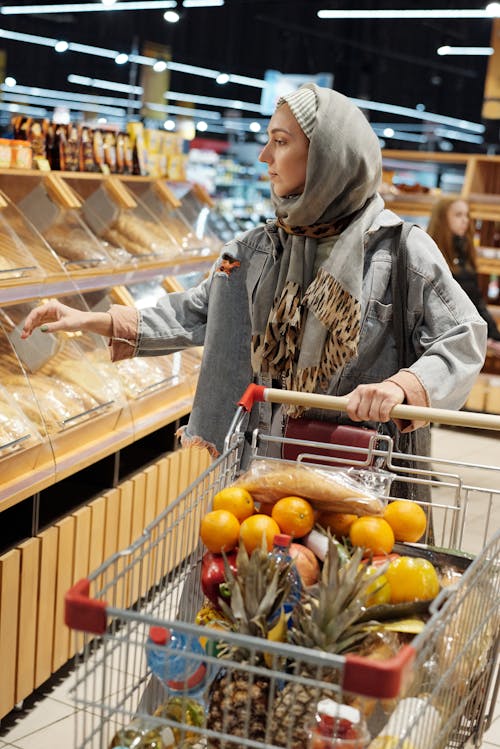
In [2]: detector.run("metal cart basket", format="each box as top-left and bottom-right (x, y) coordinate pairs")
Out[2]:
(66, 386), (500, 749)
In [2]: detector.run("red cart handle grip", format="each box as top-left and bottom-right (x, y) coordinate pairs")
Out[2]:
(238, 384), (266, 412)
(65, 578), (107, 635)
(343, 644), (416, 699)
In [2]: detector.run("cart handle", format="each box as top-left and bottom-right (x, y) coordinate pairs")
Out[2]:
(65, 578), (107, 635)
(238, 384), (500, 431)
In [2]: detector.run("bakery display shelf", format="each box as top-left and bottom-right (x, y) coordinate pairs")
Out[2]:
(122, 176), (223, 255)
(64, 174), (185, 266)
(0, 251), (219, 306)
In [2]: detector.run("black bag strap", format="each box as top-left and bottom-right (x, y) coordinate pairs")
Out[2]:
(391, 221), (416, 369)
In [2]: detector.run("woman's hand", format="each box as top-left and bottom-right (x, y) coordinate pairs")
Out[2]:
(21, 299), (112, 339)
(346, 380), (405, 423)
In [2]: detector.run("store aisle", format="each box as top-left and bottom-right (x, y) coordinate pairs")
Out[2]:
(0, 425), (498, 749)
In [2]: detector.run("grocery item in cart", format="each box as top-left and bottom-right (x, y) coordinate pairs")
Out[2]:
(146, 625), (209, 706)
(308, 699), (370, 748)
(368, 697), (441, 749)
(269, 533), (303, 607)
(109, 716), (175, 747)
(234, 459), (385, 515)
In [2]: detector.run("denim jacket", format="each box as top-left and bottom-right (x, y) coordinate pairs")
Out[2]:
(111, 207), (486, 456)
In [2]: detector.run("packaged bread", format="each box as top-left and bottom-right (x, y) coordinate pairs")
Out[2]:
(234, 459), (385, 515)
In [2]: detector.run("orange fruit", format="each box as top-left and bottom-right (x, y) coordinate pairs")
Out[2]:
(200, 509), (240, 553)
(213, 486), (255, 522)
(239, 514), (281, 553)
(384, 499), (427, 543)
(318, 510), (357, 539)
(385, 556), (440, 603)
(271, 496), (315, 538)
(349, 516), (395, 556)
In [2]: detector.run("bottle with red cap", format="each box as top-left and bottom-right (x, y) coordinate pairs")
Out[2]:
(146, 625), (209, 706)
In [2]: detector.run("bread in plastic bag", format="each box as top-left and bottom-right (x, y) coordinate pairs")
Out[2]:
(234, 459), (385, 515)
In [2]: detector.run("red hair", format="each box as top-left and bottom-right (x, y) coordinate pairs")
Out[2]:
(427, 197), (477, 272)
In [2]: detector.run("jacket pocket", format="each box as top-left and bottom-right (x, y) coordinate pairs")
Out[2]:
(245, 250), (272, 303)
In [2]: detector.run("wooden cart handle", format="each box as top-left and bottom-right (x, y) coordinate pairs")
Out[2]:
(238, 384), (500, 431)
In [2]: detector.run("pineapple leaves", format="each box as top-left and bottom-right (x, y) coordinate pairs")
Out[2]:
(220, 539), (294, 640)
(291, 534), (385, 654)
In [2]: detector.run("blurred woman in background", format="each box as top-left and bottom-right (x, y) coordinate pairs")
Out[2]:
(428, 197), (500, 355)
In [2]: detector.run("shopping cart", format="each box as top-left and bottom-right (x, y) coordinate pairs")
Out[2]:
(66, 385), (500, 749)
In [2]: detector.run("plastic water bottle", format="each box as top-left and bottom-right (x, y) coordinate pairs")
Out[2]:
(269, 533), (303, 608)
(146, 625), (209, 705)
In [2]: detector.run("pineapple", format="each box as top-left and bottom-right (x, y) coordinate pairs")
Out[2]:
(271, 537), (386, 749)
(206, 541), (294, 749)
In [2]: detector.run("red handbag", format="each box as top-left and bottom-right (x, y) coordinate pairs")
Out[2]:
(283, 417), (378, 465)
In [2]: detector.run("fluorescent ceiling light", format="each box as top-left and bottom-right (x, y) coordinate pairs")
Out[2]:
(437, 46), (494, 56)
(0, 1), (177, 14)
(318, 8), (500, 19)
(166, 90), (262, 112)
(4, 82), (141, 109)
(183, 0), (223, 5)
(1, 91), (127, 116)
(434, 128), (484, 144)
(68, 74), (143, 95)
(352, 96), (484, 133)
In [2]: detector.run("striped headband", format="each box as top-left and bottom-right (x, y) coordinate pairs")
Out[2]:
(277, 86), (318, 139)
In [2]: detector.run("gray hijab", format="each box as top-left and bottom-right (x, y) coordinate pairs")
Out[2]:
(251, 83), (384, 408)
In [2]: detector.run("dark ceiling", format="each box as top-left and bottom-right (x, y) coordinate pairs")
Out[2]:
(0, 0), (497, 151)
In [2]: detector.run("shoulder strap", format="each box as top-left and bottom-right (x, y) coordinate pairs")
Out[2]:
(391, 221), (416, 369)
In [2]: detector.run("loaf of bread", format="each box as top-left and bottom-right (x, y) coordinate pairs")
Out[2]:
(235, 459), (385, 515)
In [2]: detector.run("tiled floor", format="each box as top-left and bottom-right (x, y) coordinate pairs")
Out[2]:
(0, 425), (499, 748)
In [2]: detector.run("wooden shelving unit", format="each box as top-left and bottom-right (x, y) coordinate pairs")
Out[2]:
(0, 168), (216, 720)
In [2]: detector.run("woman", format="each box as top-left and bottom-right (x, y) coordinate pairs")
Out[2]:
(22, 84), (486, 460)
(427, 196), (500, 355)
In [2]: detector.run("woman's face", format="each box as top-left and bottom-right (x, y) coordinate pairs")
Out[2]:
(446, 200), (469, 237)
(258, 103), (309, 198)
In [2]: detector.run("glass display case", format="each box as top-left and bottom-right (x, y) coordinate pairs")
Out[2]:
(64, 175), (183, 266)
(121, 176), (221, 255)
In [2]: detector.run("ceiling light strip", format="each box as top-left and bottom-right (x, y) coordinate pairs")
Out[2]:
(437, 46), (494, 56)
(182, 0), (224, 6)
(68, 74), (143, 95)
(318, 9), (500, 20)
(353, 97), (484, 133)
(1, 91), (127, 116)
(0, 1), (177, 14)
(4, 83), (142, 109)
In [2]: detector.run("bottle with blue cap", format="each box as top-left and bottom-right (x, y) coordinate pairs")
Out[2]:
(146, 625), (209, 706)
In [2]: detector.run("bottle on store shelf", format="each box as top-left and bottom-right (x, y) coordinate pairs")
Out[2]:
(308, 699), (371, 749)
(146, 625), (210, 707)
(109, 716), (174, 748)
(269, 533), (303, 608)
